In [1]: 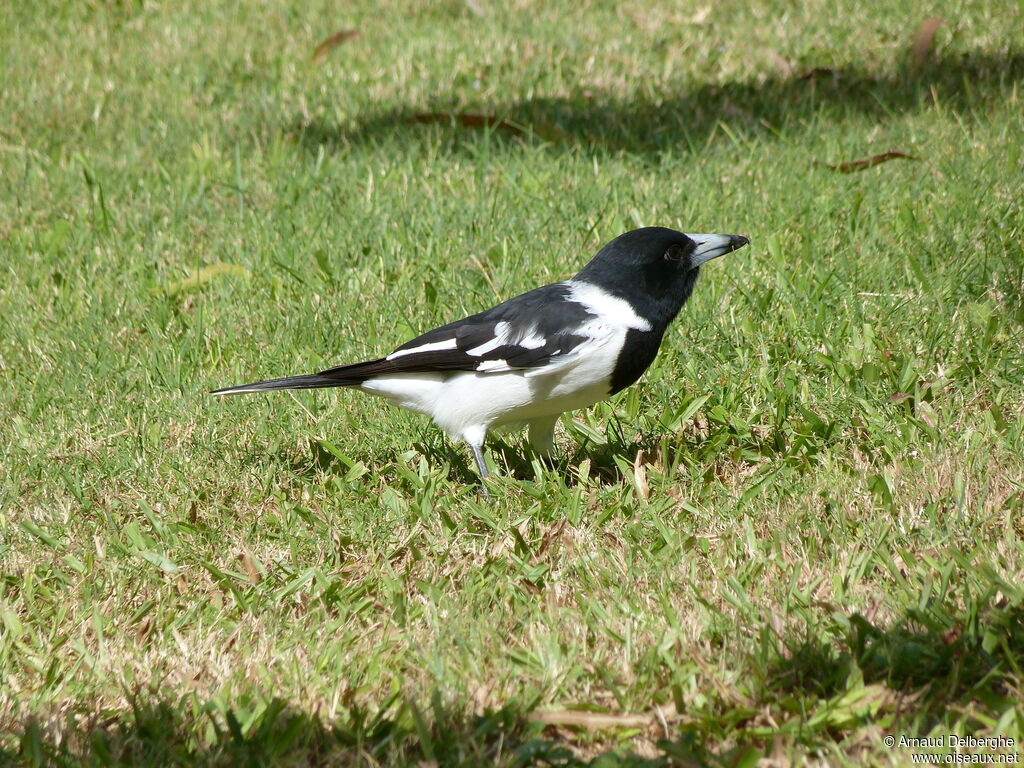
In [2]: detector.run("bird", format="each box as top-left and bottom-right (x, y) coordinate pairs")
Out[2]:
(212, 227), (749, 484)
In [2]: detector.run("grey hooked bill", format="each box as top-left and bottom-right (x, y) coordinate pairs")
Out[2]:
(687, 233), (750, 266)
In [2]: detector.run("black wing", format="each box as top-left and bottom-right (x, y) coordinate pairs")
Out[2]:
(316, 283), (596, 382)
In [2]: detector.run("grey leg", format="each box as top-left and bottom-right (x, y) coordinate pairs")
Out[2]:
(469, 442), (490, 479)
(469, 441), (491, 498)
(527, 414), (560, 457)
(461, 426), (491, 494)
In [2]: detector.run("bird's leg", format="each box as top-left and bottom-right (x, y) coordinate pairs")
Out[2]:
(527, 415), (560, 469)
(460, 426), (492, 494)
(468, 441), (491, 498)
(469, 442), (490, 479)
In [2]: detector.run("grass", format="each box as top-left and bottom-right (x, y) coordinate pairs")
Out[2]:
(2, 0), (1023, 765)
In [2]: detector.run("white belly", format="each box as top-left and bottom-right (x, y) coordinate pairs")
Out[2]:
(357, 334), (621, 441)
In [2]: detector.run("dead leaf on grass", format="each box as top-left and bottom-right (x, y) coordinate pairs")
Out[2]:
(911, 18), (945, 68)
(159, 263), (250, 296)
(535, 519), (568, 559)
(822, 151), (917, 173)
(686, 6), (712, 25)
(767, 50), (795, 77)
(528, 710), (654, 730)
(135, 617), (154, 641)
(312, 29), (360, 64)
(941, 625), (963, 646)
(411, 112), (524, 134)
(798, 67), (841, 82)
(237, 550), (263, 584)
(917, 401), (938, 429)
(633, 449), (650, 500)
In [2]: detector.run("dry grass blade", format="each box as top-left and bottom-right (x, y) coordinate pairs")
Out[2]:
(159, 263), (250, 295)
(633, 449), (650, 500)
(686, 7), (711, 25)
(768, 50), (795, 77)
(237, 550), (263, 584)
(822, 151), (917, 173)
(412, 112), (523, 134)
(911, 18), (945, 68)
(528, 710), (654, 730)
(312, 29), (360, 64)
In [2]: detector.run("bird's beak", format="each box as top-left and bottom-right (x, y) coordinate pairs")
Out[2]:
(687, 233), (750, 267)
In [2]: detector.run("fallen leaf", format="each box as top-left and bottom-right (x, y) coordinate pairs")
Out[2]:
(891, 551), (910, 578)
(941, 625), (963, 646)
(160, 263), (250, 296)
(633, 449), (650, 500)
(222, 622), (243, 652)
(911, 18), (945, 68)
(135, 618), (154, 641)
(686, 6), (711, 25)
(798, 67), (840, 81)
(528, 710), (654, 730)
(412, 112), (523, 135)
(535, 519), (568, 558)
(917, 401), (938, 429)
(312, 29), (360, 64)
(822, 151), (917, 173)
(237, 550), (263, 584)
(767, 50), (794, 77)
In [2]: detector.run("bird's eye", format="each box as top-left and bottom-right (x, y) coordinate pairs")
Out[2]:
(664, 244), (686, 262)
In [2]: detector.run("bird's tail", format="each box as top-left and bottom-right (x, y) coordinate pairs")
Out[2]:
(211, 373), (360, 396)
(211, 358), (393, 396)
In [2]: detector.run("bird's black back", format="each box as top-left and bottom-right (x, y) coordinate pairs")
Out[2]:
(316, 283), (596, 382)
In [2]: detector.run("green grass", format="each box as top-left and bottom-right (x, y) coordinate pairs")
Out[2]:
(2, 0), (1024, 765)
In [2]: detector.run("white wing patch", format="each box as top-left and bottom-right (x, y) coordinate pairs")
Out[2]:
(466, 320), (549, 357)
(476, 359), (513, 373)
(466, 321), (511, 357)
(568, 282), (652, 332)
(386, 338), (458, 360)
(516, 330), (546, 349)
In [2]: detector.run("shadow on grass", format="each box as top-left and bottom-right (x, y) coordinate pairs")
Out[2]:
(486, 433), (656, 486)
(768, 599), (1024, 727)
(285, 429), (656, 489)
(4, 694), (674, 768)
(6, 697), (528, 768)
(293, 51), (1024, 157)
(291, 425), (794, 490)
(4, 600), (1022, 766)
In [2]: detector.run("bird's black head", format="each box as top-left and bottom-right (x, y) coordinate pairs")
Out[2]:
(572, 227), (749, 327)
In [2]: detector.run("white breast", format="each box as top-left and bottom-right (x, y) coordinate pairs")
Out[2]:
(357, 281), (642, 443)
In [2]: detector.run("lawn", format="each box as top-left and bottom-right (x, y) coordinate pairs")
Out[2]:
(2, 0), (1023, 765)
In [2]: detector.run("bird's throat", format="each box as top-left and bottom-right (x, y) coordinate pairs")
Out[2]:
(609, 327), (665, 395)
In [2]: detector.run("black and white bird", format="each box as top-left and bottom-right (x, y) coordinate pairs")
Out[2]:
(212, 227), (748, 481)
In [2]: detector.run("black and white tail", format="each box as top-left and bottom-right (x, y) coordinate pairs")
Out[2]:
(211, 343), (488, 397)
(210, 357), (395, 396)
(210, 373), (359, 396)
